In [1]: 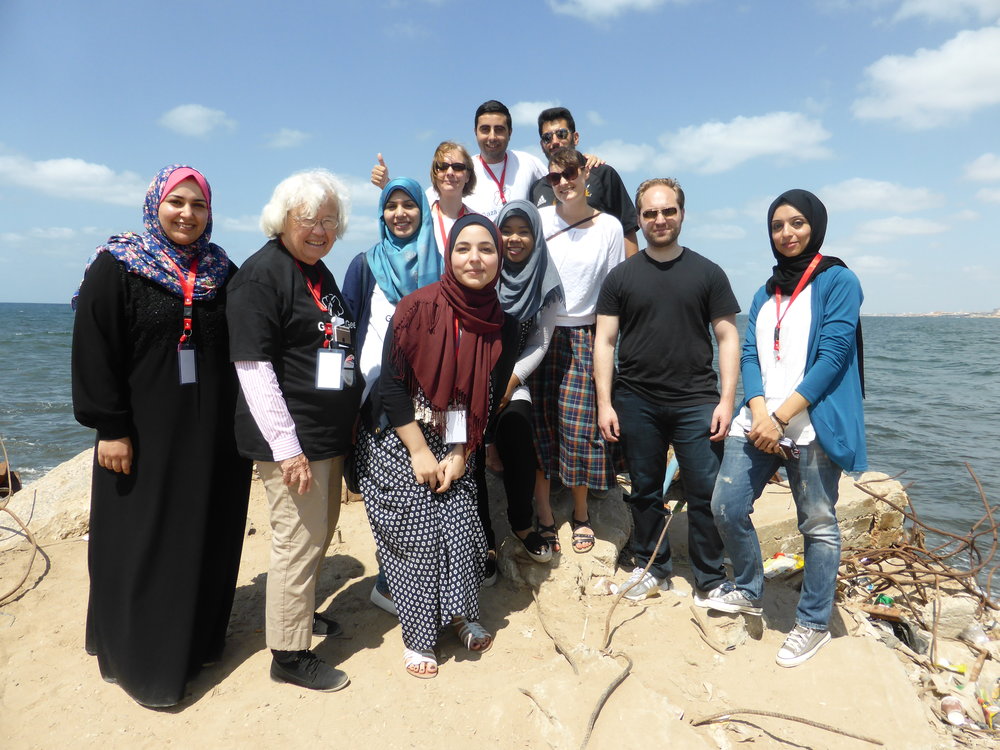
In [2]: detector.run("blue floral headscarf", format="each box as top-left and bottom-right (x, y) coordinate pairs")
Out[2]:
(365, 177), (442, 305)
(71, 164), (231, 309)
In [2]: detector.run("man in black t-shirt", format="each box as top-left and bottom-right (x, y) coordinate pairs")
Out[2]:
(529, 106), (639, 257)
(595, 178), (740, 605)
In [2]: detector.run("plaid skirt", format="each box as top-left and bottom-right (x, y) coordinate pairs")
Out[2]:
(528, 325), (616, 490)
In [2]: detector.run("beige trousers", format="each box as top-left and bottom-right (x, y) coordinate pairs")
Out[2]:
(257, 456), (343, 651)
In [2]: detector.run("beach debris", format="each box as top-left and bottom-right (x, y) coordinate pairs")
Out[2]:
(0, 460), (21, 498)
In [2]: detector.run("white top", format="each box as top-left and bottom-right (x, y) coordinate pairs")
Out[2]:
(510, 302), (558, 403)
(465, 149), (546, 223)
(359, 283), (397, 405)
(730, 286), (816, 444)
(541, 207), (625, 327)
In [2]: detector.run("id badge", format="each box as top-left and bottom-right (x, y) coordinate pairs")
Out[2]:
(316, 348), (344, 390)
(445, 408), (467, 444)
(178, 346), (197, 385)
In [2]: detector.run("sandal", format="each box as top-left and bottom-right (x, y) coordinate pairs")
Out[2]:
(452, 616), (493, 653)
(537, 522), (561, 554)
(571, 516), (595, 554)
(515, 529), (553, 563)
(403, 648), (438, 679)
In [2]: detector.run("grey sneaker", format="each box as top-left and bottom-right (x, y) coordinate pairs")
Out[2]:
(694, 583), (763, 616)
(617, 567), (671, 601)
(776, 625), (831, 667)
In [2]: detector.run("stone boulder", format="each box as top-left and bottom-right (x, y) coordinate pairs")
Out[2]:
(1, 448), (93, 551)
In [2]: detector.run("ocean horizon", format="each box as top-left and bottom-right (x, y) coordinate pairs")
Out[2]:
(2, 301), (998, 554)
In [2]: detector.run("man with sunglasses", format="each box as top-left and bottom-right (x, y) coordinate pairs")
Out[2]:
(530, 107), (639, 258)
(594, 178), (740, 604)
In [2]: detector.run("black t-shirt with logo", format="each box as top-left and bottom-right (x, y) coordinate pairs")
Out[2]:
(228, 239), (361, 461)
(596, 248), (740, 407)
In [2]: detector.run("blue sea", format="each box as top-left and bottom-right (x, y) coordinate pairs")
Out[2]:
(1, 302), (998, 547)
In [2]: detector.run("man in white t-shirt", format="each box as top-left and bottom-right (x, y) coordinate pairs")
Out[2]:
(465, 100), (547, 223)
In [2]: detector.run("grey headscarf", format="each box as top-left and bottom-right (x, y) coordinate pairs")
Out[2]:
(496, 200), (563, 322)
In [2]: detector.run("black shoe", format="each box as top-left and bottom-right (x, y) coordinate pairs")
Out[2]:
(270, 650), (349, 692)
(483, 551), (498, 587)
(312, 611), (344, 637)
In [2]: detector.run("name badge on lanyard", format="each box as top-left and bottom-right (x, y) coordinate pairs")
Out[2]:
(165, 255), (199, 385)
(298, 260), (353, 390)
(445, 409), (467, 444)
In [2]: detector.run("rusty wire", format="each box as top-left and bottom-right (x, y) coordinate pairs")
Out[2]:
(838, 465), (999, 623)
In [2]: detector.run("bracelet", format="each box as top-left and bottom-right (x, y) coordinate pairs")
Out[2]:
(769, 413), (786, 437)
(771, 413), (788, 428)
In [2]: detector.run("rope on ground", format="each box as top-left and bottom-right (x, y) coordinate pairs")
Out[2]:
(690, 708), (884, 746)
(0, 436), (41, 606)
(601, 498), (685, 650)
(578, 651), (632, 750)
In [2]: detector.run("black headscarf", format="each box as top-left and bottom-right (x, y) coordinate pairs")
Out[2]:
(765, 189), (845, 295)
(765, 188), (865, 396)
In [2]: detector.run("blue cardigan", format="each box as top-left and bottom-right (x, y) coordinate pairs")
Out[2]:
(741, 266), (867, 473)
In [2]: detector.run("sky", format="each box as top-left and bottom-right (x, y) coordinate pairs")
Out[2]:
(1, 0), (999, 314)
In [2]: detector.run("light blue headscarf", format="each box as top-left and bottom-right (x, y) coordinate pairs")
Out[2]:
(365, 177), (442, 305)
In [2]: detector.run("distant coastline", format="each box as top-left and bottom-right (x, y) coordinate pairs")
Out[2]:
(867, 308), (1000, 318)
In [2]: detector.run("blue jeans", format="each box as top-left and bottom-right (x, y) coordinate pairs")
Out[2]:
(614, 388), (726, 592)
(711, 436), (842, 630)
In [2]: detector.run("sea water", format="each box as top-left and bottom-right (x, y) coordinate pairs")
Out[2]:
(1, 302), (998, 546)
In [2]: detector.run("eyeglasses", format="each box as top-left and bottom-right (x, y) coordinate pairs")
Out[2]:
(434, 161), (469, 173)
(640, 207), (679, 220)
(545, 165), (581, 186)
(292, 215), (339, 231)
(540, 128), (572, 144)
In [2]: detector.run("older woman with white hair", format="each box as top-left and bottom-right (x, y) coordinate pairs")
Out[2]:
(228, 169), (362, 692)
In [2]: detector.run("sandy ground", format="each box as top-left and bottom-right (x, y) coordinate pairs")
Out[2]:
(0, 473), (958, 750)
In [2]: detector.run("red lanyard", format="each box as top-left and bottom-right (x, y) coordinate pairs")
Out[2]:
(434, 201), (466, 252)
(164, 256), (198, 344)
(773, 254), (822, 360)
(478, 154), (508, 205)
(295, 261), (333, 348)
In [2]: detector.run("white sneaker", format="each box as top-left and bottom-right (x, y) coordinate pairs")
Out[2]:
(776, 625), (831, 667)
(694, 583), (762, 616)
(370, 585), (398, 617)
(616, 567), (671, 601)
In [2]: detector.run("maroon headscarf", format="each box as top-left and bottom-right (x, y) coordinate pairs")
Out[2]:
(390, 213), (504, 450)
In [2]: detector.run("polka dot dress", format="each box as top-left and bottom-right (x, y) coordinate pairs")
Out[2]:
(356, 411), (486, 651)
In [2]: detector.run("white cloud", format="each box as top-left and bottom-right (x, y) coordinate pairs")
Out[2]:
(548, 0), (681, 22)
(510, 101), (558, 128)
(345, 216), (380, 245)
(267, 128), (310, 149)
(337, 174), (381, 209)
(893, 0), (1000, 23)
(964, 152), (1000, 181)
(850, 255), (898, 273)
(686, 223), (747, 241)
(657, 112), (832, 174)
(952, 208), (980, 220)
(0, 226), (78, 242)
(217, 215), (261, 233)
(819, 178), (943, 212)
(586, 110), (606, 126)
(976, 186), (1000, 203)
(587, 139), (657, 172)
(852, 26), (1000, 128)
(0, 153), (146, 205)
(853, 215), (948, 242)
(159, 104), (236, 137)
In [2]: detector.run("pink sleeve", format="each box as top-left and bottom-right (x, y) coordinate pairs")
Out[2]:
(234, 360), (303, 462)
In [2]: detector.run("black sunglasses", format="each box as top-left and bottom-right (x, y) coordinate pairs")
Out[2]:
(540, 128), (572, 144)
(640, 207), (679, 220)
(434, 161), (468, 173)
(545, 165), (580, 186)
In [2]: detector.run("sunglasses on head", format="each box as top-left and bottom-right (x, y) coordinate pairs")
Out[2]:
(434, 161), (468, 173)
(540, 128), (572, 144)
(545, 165), (581, 186)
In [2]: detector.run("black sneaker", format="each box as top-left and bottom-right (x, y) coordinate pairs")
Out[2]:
(270, 650), (349, 692)
(312, 612), (344, 637)
(483, 551), (498, 587)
